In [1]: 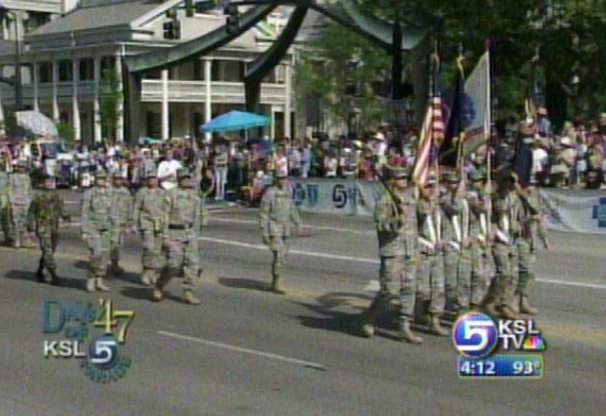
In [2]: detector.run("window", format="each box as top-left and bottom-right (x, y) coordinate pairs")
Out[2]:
(100, 56), (116, 74)
(146, 111), (161, 139)
(194, 61), (205, 80)
(38, 62), (52, 83)
(79, 58), (94, 80)
(58, 60), (73, 82)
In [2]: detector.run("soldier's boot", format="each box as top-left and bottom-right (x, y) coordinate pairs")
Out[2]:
(86, 278), (96, 292)
(469, 303), (482, 312)
(428, 314), (449, 337)
(183, 290), (201, 305)
(398, 318), (423, 344)
(49, 269), (61, 286)
(110, 263), (125, 276)
(519, 295), (538, 315)
(95, 278), (110, 292)
(152, 287), (163, 302)
(36, 258), (45, 282)
(141, 269), (154, 286)
(498, 304), (518, 320)
(360, 298), (381, 338)
(270, 270), (285, 294)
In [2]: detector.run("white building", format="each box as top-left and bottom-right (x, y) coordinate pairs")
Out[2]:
(0, 0), (295, 143)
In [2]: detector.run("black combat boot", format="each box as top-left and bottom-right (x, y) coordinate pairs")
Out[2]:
(36, 258), (45, 283)
(49, 269), (61, 286)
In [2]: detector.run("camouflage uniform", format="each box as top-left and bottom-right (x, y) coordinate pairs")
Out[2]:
(155, 170), (203, 303)
(133, 177), (169, 285)
(515, 186), (548, 314)
(81, 173), (113, 292)
(8, 168), (33, 248)
(109, 182), (133, 274)
(361, 166), (421, 342)
(28, 177), (68, 284)
(416, 185), (448, 335)
(0, 171), (9, 244)
(486, 177), (521, 318)
(259, 173), (301, 293)
(466, 172), (492, 308)
(441, 175), (472, 312)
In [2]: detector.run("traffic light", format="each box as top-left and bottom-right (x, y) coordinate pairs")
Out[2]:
(185, 0), (194, 17)
(224, 4), (239, 35)
(163, 19), (181, 39)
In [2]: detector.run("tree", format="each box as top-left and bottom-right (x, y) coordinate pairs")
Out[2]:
(56, 121), (75, 144)
(98, 68), (123, 144)
(296, 0), (606, 129)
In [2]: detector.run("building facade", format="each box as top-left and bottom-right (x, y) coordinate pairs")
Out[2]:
(0, 0), (294, 143)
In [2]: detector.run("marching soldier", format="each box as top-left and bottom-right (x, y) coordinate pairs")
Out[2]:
(154, 169), (203, 305)
(28, 173), (69, 285)
(109, 173), (133, 276)
(484, 170), (520, 319)
(81, 170), (113, 292)
(132, 170), (169, 286)
(416, 176), (449, 336)
(8, 161), (33, 248)
(361, 166), (422, 343)
(466, 170), (492, 309)
(515, 180), (550, 315)
(441, 171), (472, 313)
(259, 171), (301, 294)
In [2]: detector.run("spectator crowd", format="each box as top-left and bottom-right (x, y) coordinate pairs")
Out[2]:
(1, 109), (606, 204)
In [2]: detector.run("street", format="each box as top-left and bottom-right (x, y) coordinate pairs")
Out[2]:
(1, 193), (605, 416)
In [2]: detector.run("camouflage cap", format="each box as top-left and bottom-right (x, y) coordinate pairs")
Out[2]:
(442, 171), (460, 183)
(469, 169), (486, 182)
(383, 165), (408, 180)
(177, 168), (192, 179)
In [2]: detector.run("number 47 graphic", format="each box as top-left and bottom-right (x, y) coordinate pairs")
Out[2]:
(93, 299), (135, 344)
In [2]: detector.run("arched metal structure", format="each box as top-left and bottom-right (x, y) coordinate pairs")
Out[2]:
(123, 0), (429, 141)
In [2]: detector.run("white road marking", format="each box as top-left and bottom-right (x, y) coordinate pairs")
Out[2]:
(210, 217), (374, 235)
(158, 330), (326, 371)
(61, 224), (606, 291)
(198, 236), (377, 264)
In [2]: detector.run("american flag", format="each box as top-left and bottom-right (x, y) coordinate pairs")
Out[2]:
(412, 59), (444, 186)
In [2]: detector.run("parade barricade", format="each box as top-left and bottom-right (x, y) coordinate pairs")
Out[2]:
(539, 188), (606, 235)
(290, 178), (606, 235)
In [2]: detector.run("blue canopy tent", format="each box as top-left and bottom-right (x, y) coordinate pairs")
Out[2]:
(200, 110), (271, 135)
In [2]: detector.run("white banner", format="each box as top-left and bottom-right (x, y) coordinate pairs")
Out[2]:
(463, 51), (491, 157)
(540, 189), (606, 235)
(291, 181), (606, 236)
(290, 179), (382, 216)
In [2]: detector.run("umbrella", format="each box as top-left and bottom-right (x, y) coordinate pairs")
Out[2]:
(15, 111), (58, 138)
(200, 110), (271, 133)
(138, 136), (162, 145)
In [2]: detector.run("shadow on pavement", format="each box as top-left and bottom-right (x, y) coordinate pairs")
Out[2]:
(120, 285), (185, 304)
(217, 277), (271, 292)
(4, 269), (85, 291)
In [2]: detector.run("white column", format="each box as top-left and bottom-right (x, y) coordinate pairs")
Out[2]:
(72, 58), (81, 141)
(284, 63), (292, 139)
(161, 68), (169, 141)
(204, 59), (212, 141)
(32, 62), (39, 112)
(93, 56), (101, 143)
(52, 60), (59, 121)
(115, 52), (124, 143)
(270, 106), (275, 140)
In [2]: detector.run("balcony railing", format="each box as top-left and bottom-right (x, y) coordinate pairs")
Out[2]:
(0, 80), (287, 107)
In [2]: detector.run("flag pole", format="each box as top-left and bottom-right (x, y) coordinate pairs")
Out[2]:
(431, 38), (440, 195)
(486, 38), (493, 236)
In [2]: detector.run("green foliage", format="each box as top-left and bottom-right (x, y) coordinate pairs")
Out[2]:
(98, 68), (123, 143)
(56, 121), (75, 143)
(296, 0), (606, 128)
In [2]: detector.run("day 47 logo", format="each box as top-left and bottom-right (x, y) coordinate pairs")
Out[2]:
(43, 298), (135, 383)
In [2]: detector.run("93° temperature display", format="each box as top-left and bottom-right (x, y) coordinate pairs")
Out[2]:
(458, 354), (544, 379)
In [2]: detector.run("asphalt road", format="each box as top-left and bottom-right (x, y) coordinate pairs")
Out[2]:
(1, 192), (605, 416)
